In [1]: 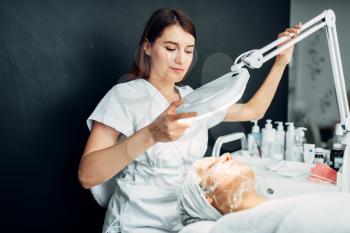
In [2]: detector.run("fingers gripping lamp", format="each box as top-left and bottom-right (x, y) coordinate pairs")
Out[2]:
(177, 9), (350, 192)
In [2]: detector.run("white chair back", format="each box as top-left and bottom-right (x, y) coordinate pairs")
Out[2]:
(212, 132), (247, 157)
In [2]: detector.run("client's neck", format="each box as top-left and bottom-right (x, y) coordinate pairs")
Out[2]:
(235, 190), (266, 212)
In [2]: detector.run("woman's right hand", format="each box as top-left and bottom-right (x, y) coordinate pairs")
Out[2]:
(147, 99), (197, 142)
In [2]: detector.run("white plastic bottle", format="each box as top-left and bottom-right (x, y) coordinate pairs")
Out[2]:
(314, 147), (325, 164)
(285, 122), (295, 161)
(273, 121), (285, 160)
(333, 123), (345, 148)
(328, 123), (345, 167)
(293, 127), (307, 162)
(261, 119), (276, 159)
(247, 120), (261, 157)
(250, 120), (261, 145)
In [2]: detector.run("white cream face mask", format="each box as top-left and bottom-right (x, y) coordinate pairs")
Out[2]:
(194, 154), (256, 212)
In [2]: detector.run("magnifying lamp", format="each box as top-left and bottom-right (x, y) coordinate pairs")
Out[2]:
(177, 9), (350, 192)
(176, 68), (250, 123)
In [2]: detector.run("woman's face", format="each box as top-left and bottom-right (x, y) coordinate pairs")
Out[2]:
(145, 24), (195, 83)
(195, 154), (256, 214)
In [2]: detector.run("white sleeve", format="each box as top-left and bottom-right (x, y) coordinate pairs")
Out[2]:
(86, 84), (134, 137)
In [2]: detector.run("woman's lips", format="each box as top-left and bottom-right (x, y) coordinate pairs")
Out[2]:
(171, 67), (184, 72)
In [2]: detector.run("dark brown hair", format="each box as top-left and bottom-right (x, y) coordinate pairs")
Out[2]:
(128, 8), (196, 81)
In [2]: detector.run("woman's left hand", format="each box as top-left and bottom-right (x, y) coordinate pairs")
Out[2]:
(275, 23), (302, 67)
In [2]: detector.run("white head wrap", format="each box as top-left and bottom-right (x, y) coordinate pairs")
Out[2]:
(178, 169), (222, 225)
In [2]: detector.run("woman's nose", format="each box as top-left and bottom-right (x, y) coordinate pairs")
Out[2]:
(220, 153), (232, 162)
(175, 51), (184, 64)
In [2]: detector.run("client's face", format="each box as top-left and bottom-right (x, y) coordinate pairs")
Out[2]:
(195, 153), (256, 214)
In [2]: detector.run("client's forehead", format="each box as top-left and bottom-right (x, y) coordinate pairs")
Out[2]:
(195, 154), (234, 171)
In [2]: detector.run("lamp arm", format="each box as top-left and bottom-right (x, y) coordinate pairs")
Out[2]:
(231, 9), (349, 129)
(325, 15), (350, 130)
(259, 10), (327, 56)
(231, 9), (350, 192)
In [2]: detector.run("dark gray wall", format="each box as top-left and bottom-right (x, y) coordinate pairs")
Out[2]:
(0, 0), (290, 232)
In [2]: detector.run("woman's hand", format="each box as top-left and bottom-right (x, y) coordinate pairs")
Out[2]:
(147, 99), (197, 143)
(274, 22), (302, 67)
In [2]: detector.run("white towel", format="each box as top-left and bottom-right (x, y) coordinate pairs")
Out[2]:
(209, 192), (350, 233)
(178, 170), (222, 226)
(179, 221), (215, 233)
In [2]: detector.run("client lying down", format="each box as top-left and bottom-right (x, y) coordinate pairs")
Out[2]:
(178, 153), (350, 233)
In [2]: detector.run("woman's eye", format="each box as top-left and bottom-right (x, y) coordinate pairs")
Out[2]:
(165, 47), (193, 54)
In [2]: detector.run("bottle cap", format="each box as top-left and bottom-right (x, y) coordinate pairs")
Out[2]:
(265, 119), (273, 129)
(315, 147), (324, 154)
(275, 121), (284, 131)
(333, 143), (343, 150)
(335, 123), (344, 136)
(296, 127), (307, 137)
(250, 120), (260, 133)
(285, 122), (295, 131)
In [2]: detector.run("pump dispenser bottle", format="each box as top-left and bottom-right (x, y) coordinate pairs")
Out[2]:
(273, 121), (285, 160)
(293, 127), (307, 162)
(251, 120), (261, 145)
(261, 119), (276, 158)
(285, 122), (295, 161)
(333, 123), (345, 149)
(247, 120), (261, 157)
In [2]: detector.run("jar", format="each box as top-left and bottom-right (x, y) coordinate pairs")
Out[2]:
(330, 143), (344, 171)
(314, 147), (324, 164)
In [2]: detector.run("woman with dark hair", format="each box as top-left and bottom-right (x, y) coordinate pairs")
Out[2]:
(78, 7), (299, 233)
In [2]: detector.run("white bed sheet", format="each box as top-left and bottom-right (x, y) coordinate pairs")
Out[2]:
(180, 193), (350, 233)
(179, 221), (214, 233)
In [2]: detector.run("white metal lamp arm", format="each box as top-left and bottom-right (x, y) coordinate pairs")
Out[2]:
(231, 9), (350, 192)
(231, 9), (350, 130)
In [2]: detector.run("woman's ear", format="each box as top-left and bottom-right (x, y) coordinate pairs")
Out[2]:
(143, 39), (151, 56)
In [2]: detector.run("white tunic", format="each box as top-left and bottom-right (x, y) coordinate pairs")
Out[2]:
(86, 78), (227, 233)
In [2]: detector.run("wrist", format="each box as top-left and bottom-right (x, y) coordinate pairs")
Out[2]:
(144, 124), (157, 145)
(273, 60), (288, 69)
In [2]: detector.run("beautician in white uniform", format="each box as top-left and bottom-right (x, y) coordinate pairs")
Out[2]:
(78, 7), (300, 233)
